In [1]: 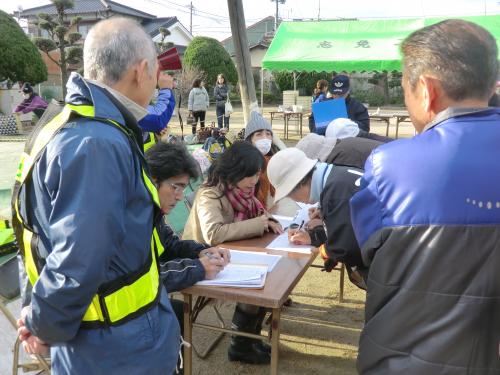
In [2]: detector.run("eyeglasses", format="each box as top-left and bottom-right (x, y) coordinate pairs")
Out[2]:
(163, 181), (188, 194)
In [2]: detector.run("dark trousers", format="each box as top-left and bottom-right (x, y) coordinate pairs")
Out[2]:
(216, 104), (230, 129)
(170, 298), (184, 336)
(192, 110), (206, 134)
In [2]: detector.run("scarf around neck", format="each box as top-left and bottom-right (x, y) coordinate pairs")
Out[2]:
(226, 186), (265, 222)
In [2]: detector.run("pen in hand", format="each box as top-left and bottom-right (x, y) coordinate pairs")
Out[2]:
(298, 220), (305, 231)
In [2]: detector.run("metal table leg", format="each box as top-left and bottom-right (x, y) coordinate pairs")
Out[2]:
(183, 294), (193, 375)
(339, 264), (345, 303)
(270, 307), (281, 375)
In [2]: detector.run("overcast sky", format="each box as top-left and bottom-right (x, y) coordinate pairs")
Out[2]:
(2, 0), (499, 40)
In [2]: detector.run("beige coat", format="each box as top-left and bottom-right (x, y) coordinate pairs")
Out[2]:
(182, 185), (266, 246)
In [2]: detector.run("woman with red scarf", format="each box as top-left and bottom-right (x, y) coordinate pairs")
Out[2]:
(183, 141), (283, 364)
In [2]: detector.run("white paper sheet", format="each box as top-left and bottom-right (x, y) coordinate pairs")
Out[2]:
(196, 264), (268, 288)
(292, 202), (319, 226)
(229, 250), (282, 272)
(266, 232), (313, 254)
(270, 214), (294, 230)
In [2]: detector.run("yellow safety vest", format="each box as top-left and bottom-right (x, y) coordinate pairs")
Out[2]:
(143, 132), (157, 152)
(12, 103), (166, 328)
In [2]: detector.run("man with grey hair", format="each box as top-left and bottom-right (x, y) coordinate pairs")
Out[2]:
(13, 18), (180, 374)
(350, 19), (500, 374)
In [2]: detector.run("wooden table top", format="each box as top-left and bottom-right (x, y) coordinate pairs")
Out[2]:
(181, 233), (317, 309)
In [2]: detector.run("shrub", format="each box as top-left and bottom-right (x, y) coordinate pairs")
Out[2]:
(0, 10), (47, 84)
(183, 37), (238, 87)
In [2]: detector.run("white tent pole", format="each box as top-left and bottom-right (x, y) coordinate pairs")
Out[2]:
(293, 71), (297, 91)
(260, 68), (264, 113)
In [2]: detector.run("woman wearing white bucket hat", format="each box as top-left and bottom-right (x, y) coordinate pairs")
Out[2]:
(267, 148), (368, 286)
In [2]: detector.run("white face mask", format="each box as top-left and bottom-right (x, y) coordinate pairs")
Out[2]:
(254, 138), (272, 155)
(23, 93), (31, 100)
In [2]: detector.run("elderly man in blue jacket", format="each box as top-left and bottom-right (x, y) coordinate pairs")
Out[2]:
(350, 19), (500, 374)
(13, 18), (181, 374)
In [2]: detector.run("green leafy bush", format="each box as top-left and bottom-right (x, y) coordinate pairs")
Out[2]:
(273, 71), (331, 96)
(41, 87), (57, 102)
(352, 90), (385, 107)
(0, 10), (47, 84)
(183, 37), (238, 87)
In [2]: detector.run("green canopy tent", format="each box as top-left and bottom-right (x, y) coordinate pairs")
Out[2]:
(260, 15), (500, 107)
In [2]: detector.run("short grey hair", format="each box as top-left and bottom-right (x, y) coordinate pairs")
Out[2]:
(402, 19), (498, 101)
(84, 18), (157, 85)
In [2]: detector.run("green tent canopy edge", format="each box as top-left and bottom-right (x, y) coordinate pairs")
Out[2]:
(262, 15), (500, 73)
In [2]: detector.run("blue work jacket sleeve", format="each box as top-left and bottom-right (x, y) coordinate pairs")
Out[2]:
(24, 133), (132, 343)
(140, 88), (175, 133)
(349, 151), (385, 265)
(160, 258), (205, 293)
(157, 217), (207, 263)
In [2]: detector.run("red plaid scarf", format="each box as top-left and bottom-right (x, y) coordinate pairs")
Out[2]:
(226, 186), (265, 222)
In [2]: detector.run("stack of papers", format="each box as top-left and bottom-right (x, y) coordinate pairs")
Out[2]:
(196, 264), (268, 288)
(195, 249), (282, 288)
(266, 232), (313, 254)
(229, 250), (282, 272)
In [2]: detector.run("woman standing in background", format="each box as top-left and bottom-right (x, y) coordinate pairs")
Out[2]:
(214, 73), (230, 129)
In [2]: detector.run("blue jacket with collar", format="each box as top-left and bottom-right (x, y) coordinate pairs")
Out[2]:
(350, 107), (500, 374)
(21, 73), (180, 375)
(140, 88), (176, 133)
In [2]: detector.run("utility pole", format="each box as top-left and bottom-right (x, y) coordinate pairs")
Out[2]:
(317, 0), (321, 21)
(271, 0), (285, 31)
(227, 0), (258, 123)
(189, 1), (193, 34)
(275, 0), (279, 30)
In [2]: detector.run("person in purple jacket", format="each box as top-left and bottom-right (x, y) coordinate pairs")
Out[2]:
(13, 83), (48, 118)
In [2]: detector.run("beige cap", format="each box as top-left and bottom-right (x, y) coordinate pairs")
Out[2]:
(267, 148), (317, 202)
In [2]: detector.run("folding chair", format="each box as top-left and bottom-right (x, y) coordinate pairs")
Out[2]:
(181, 191), (227, 359)
(0, 252), (51, 374)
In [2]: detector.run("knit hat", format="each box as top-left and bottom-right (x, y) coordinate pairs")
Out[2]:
(325, 118), (360, 139)
(296, 133), (338, 162)
(21, 83), (33, 94)
(244, 111), (273, 140)
(267, 148), (317, 202)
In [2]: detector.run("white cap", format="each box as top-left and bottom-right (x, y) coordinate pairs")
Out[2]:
(267, 148), (317, 202)
(296, 133), (337, 162)
(325, 118), (360, 139)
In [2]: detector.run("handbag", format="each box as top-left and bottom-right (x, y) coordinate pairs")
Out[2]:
(224, 98), (233, 117)
(187, 113), (195, 126)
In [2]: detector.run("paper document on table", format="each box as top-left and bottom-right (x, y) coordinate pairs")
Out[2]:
(292, 202), (319, 226)
(229, 250), (282, 272)
(266, 232), (312, 254)
(195, 264), (268, 288)
(271, 215), (294, 230)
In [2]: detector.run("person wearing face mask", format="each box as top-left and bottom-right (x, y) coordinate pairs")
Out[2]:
(267, 147), (368, 286)
(244, 111), (280, 208)
(183, 141), (283, 365)
(13, 83), (48, 118)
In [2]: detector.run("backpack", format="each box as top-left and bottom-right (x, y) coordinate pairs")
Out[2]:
(202, 135), (232, 162)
